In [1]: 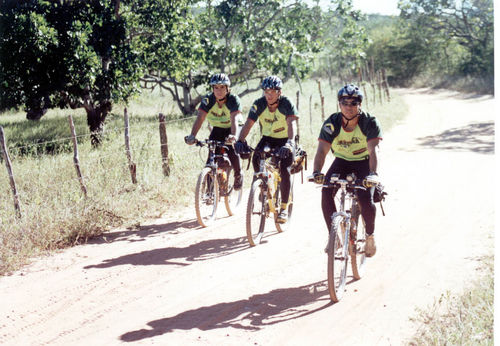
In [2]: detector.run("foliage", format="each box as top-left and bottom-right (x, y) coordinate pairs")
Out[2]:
(143, 0), (327, 114)
(0, 0), (195, 143)
(365, 0), (494, 87)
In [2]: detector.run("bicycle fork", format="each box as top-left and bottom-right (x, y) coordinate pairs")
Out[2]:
(327, 212), (351, 260)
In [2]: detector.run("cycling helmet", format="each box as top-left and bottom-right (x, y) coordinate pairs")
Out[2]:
(261, 75), (283, 90)
(337, 84), (363, 101)
(209, 73), (231, 87)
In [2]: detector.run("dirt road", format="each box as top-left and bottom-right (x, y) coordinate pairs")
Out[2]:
(0, 89), (494, 345)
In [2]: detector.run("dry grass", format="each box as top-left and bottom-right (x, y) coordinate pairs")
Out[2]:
(407, 255), (494, 345)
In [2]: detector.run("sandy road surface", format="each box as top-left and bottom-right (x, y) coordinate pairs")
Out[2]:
(0, 89), (494, 345)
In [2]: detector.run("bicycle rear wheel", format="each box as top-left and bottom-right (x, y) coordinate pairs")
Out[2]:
(274, 174), (294, 232)
(350, 205), (367, 280)
(327, 215), (348, 303)
(195, 167), (219, 227)
(246, 178), (266, 246)
(223, 167), (243, 216)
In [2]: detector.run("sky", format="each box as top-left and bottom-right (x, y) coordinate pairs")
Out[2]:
(315, 0), (401, 16)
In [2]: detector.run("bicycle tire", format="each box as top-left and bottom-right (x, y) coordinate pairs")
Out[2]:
(195, 167), (219, 227)
(246, 178), (266, 246)
(327, 215), (348, 303)
(274, 174), (294, 232)
(223, 167), (243, 216)
(350, 204), (367, 280)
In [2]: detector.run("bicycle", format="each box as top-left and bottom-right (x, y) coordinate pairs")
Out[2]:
(309, 173), (380, 303)
(245, 145), (294, 246)
(193, 139), (243, 227)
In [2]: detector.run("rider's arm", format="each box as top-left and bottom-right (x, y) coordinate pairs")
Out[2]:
(367, 138), (380, 173)
(286, 115), (298, 140)
(190, 109), (207, 137)
(230, 111), (242, 136)
(313, 139), (331, 173)
(237, 118), (256, 142)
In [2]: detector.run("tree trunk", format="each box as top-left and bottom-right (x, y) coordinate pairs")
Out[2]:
(86, 101), (111, 146)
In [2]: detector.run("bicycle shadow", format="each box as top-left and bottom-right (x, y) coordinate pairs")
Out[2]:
(120, 280), (332, 342)
(416, 121), (494, 154)
(87, 218), (202, 245)
(84, 235), (249, 269)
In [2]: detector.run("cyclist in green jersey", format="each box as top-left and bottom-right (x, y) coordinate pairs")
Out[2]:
(235, 75), (299, 223)
(185, 73), (244, 189)
(311, 84), (382, 257)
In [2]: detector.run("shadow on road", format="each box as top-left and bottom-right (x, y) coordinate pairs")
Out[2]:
(84, 236), (249, 269)
(416, 121), (494, 154)
(88, 218), (201, 245)
(120, 281), (332, 342)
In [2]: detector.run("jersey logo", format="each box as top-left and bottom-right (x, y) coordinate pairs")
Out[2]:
(324, 123), (334, 135)
(273, 127), (285, 133)
(337, 136), (361, 148)
(202, 97), (209, 106)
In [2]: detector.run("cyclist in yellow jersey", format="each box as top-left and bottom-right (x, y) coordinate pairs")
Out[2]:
(185, 73), (244, 189)
(311, 84), (382, 257)
(235, 75), (299, 223)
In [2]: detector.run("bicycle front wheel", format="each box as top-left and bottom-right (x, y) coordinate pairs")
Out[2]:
(223, 167), (243, 216)
(246, 178), (266, 246)
(195, 167), (219, 227)
(327, 215), (348, 303)
(350, 205), (367, 280)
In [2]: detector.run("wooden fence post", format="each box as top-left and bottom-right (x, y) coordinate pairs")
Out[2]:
(317, 80), (325, 121)
(123, 108), (137, 184)
(295, 91), (301, 140)
(0, 126), (21, 218)
(68, 115), (87, 197)
(158, 113), (170, 176)
(381, 68), (391, 102)
(309, 95), (313, 134)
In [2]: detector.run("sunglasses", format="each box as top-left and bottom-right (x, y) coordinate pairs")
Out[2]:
(340, 100), (361, 107)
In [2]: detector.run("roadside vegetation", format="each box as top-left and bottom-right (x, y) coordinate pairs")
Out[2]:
(407, 255), (494, 345)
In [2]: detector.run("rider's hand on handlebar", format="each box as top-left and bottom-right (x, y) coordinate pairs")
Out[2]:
(184, 134), (196, 145)
(363, 172), (380, 187)
(234, 140), (250, 154)
(278, 140), (294, 159)
(308, 171), (324, 184)
(226, 134), (236, 144)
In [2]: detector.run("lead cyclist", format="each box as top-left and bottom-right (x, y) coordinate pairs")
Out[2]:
(311, 84), (383, 257)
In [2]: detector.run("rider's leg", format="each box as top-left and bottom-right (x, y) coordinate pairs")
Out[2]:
(351, 159), (376, 236)
(321, 160), (344, 232)
(278, 155), (293, 205)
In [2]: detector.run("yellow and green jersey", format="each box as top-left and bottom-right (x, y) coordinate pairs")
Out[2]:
(199, 93), (242, 128)
(247, 96), (298, 139)
(318, 112), (382, 161)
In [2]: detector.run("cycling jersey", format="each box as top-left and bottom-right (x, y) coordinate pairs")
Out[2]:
(199, 93), (242, 128)
(319, 112), (382, 161)
(248, 96), (298, 139)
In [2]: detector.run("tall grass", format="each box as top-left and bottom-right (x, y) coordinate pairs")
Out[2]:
(0, 78), (404, 274)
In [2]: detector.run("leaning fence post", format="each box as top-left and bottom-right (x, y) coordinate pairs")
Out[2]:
(0, 126), (21, 218)
(158, 113), (170, 176)
(68, 115), (87, 197)
(317, 80), (325, 121)
(123, 108), (137, 184)
(309, 94), (313, 134)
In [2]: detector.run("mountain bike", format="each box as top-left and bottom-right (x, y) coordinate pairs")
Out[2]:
(246, 145), (294, 246)
(194, 139), (243, 227)
(309, 173), (378, 303)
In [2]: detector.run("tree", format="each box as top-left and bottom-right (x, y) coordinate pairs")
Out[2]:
(142, 0), (324, 115)
(399, 0), (494, 76)
(0, 0), (196, 145)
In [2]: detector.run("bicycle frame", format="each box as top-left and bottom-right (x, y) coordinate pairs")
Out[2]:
(254, 146), (281, 215)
